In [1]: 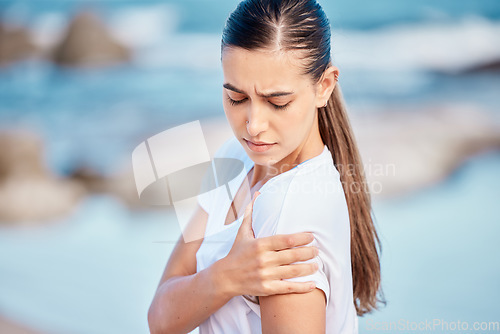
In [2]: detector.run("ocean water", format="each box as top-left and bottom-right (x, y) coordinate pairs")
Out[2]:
(0, 1), (499, 333)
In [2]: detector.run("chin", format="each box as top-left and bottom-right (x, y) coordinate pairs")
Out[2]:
(250, 152), (282, 167)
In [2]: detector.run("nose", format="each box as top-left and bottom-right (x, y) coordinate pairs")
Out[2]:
(246, 103), (268, 137)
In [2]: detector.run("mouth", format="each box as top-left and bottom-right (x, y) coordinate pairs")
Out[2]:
(243, 138), (276, 152)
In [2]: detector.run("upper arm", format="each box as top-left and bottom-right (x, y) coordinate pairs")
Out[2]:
(155, 204), (208, 289)
(260, 288), (326, 334)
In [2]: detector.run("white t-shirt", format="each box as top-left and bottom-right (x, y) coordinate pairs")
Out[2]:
(196, 136), (359, 334)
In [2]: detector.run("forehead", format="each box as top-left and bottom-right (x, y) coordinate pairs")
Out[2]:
(221, 47), (310, 91)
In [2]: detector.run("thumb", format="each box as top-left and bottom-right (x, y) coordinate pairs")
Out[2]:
(237, 191), (260, 239)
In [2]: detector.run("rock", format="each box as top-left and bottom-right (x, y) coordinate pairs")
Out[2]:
(350, 104), (500, 198)
(0, 130), (47, 180)
(0, 175), (85, 223)
(52, 11), (131, 67)
(68, 165), (148, 210)
(462, 59), (500, 74)
(0, 22), (38, 65)
(105, 168), (150, 210)
(68, 166), (110, 194)
(0, 131), (85, 224)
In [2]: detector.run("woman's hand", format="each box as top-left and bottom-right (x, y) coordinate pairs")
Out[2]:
(217, 191), (319, 298)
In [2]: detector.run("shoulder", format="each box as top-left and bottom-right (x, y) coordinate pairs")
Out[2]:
(287, 156), (343, 203)
(278, 158), (348, 234)
(253, 150), (349, 238)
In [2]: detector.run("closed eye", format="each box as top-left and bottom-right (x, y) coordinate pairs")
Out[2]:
(272, 102), (290, 110)
(227, 97), (290, 111)
(227, 96), (246, 106)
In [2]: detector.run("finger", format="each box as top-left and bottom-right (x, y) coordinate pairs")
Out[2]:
(269, 246), (318, 266)
(260, 232), (315, 251)
(266, 280), (317, 295)
(269, 262), (319, 280)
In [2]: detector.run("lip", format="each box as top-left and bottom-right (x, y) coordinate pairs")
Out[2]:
(243, 138), (276, 152)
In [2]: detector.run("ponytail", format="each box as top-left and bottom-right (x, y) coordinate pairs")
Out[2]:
(318, 82), (385, 315)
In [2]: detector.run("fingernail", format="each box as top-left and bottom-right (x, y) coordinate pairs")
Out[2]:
(314, 247), (319, 255)
(309, 283), (316, 289)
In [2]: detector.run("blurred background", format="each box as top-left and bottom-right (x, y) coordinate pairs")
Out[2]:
(0, 0), (499, 333)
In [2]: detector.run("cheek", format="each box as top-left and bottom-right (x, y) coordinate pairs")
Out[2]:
(279, 108), (315, 143)
(281, 103), (314, 130)
(296, 99), (317, 127)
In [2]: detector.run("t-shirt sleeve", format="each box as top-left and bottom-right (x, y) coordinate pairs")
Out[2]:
(273, 191), (331, 309)
(252, 168), (350, 310)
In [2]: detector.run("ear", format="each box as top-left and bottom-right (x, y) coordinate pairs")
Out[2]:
(315, 66), (339, 108)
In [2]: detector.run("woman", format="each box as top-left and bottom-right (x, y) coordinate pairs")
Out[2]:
(148, 0), (383, 333)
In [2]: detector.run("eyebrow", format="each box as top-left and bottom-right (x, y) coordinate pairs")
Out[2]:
(223, 83), (294, 98)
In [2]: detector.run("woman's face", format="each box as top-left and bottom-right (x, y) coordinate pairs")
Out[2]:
(221, 47), (324, 168)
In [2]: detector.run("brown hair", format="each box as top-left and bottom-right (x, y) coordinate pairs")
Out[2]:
(222, 0), (384, 315)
